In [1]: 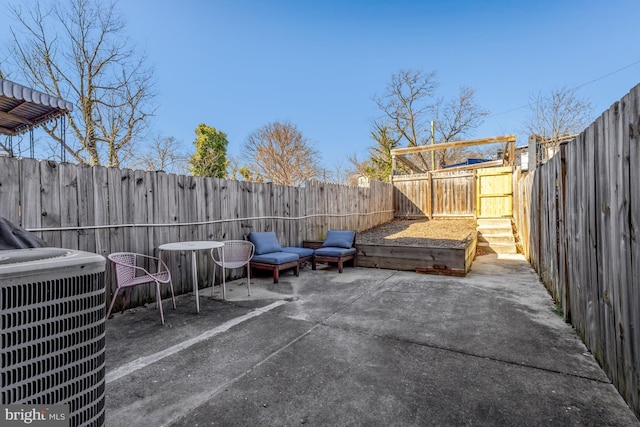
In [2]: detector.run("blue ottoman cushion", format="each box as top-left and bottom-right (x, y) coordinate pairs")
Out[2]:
(251, 251), (299, 265)
(282, 247), (315, 257)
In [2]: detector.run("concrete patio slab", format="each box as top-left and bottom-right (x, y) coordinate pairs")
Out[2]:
(104, 254), (639, 426)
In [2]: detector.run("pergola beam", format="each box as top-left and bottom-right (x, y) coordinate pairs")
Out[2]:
(393, 154), (427, 174)
(391, 134), (517, 174)
(436, 159), (503, 173)
(391, 134), (516, 155)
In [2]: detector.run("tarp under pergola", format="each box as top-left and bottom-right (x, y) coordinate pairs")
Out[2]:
(0, 78), (73, 136)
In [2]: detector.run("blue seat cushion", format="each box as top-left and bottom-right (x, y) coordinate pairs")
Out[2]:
(322, 230), (355, 249)
(251, 252), (299, 265)
(315, 247), (357, 257)
(248, 231), (282, 255)
(281, 247), (315, 257)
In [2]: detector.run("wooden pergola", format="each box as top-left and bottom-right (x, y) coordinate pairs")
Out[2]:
(390, 134), (517, 174)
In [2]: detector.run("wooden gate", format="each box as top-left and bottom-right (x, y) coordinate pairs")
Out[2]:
(476, 166), (513, 218)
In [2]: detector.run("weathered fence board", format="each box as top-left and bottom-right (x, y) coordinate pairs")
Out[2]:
(540, 154), (562, 304)
(619, 97), (635, 407)
(515, 83), (640, 418)
(59, 163), (79, 250)
(293, 186), (304, 245)
(166, 173), (181, 248)
(77, 164), (96, 254)
(564, 137), (583, 331)
(92, 166), (109, 258)
(21, 159), (42, 235)
(134, 170), (153, 303)
(585, 122), (601, 361)
(627, 84), (640, 413)
(40, 161), (62, 247)
(0, 157), (20, 224)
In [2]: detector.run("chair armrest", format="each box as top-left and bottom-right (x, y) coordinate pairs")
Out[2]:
(131, 253), (170, 275)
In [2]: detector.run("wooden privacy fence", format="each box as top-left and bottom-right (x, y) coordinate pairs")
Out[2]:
(0, 156), (394, 309)
(514, 83), (640, 418)
(392, 170), (476, 218)
(392, 168), (517, 219)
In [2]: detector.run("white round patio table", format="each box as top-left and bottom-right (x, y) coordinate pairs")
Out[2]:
(158, 240), (224, 313)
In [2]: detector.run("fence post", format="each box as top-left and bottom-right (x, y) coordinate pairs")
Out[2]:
(528, 134), (538, 171)
(427, 172), (433, 219)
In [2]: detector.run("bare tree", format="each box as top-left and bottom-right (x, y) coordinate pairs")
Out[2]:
(328, 159), (349, 184)
(431, 86), (490, 167)
(373, 69), (438, 171)
(372, 71), (489, 173)
(347, 153), (369, 179)
(5, 0), (155, 166)
(241, 121), (320, 186)
(524, 87), (593, 155)
(128, 135), (189, 174)
(315, 160), (350, 184)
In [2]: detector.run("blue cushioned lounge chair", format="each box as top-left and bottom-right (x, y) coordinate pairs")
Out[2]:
(312, 230), (357, 273)
(247, 232), (314, 283)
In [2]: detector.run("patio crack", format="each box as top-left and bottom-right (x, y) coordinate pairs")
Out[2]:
(309, 270), (610, 385)
(167, 272), (404, 425)
(320, 322), (612, 385)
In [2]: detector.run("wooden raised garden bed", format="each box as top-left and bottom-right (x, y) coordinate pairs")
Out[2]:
(354, 219), (477, 276)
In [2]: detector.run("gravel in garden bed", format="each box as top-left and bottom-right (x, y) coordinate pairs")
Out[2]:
(356, 218), (477, 248)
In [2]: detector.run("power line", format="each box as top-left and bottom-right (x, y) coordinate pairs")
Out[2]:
(573, 58), (640, 90)
(487, 104), (528, 118)
(487, 58), (640, 118)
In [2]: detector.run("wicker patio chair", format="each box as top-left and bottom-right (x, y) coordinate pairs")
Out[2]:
(107, 252), (176, 325)
(210, 240), (255, 299)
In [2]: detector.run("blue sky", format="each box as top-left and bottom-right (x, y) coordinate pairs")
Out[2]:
(3, 0), (640, 173)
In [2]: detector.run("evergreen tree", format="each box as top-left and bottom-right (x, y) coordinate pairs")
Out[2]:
(189, 124), (229, 178)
